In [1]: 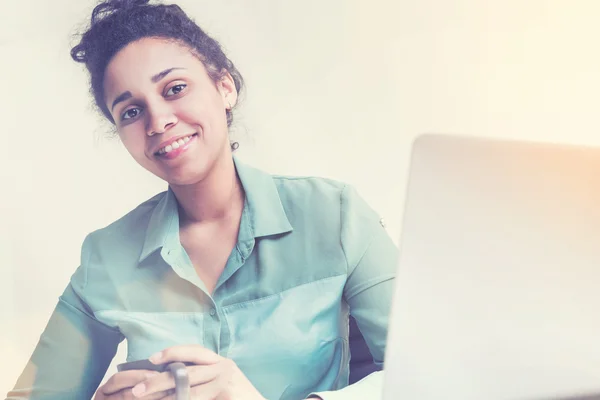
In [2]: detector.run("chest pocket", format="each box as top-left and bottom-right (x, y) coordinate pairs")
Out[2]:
(95, 311), (206, 362)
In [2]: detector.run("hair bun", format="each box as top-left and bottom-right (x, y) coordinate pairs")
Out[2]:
(91, 0), (151, 24)
(71, 0), (151, 62)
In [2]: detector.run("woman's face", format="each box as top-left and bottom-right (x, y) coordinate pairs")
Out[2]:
(103, 37), (237, 185)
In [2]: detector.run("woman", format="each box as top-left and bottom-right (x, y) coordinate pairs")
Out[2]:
(7, 0), (397, 399)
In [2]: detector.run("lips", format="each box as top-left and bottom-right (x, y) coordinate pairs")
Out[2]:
(154, 133), (198, 162)
(153, 133), (197, 155)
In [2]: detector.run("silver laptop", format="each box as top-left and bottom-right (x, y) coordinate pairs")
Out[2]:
(382, 134), (600, 400)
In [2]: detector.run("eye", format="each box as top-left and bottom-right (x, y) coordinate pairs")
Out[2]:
(121, 107), (142, 121)
(165, 84), (187, 97)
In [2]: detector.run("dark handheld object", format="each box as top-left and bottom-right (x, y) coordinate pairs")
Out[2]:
(167, 362), (191, 400)
(117, 358), (166, 372)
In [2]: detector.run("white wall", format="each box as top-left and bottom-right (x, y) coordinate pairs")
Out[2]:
(2, 0), (600, 395)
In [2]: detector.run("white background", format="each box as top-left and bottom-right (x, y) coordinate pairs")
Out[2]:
(2, 0), (600, 395)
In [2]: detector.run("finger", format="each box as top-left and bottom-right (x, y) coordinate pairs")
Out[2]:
(149, 345), (221, 366)
(102, 370), (160, 395)
(132, 364), (220, 397)
(161, 377), (223, 400)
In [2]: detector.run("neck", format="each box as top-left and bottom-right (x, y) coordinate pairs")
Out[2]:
(170, 154), (244, 225)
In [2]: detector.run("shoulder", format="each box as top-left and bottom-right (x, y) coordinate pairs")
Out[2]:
(271, 173), (377, 217)
(267, 171), (390, 271)
(271, 173), (348, 206)
(69, 191), (168, 303)
(271, 174), (359, 229)
(269, 172), (382, 237)
(82, 190), (166, 254)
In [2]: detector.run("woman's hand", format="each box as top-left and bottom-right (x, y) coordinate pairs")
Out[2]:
(94, 369), (170, 399)
(130, 345), (266, 400)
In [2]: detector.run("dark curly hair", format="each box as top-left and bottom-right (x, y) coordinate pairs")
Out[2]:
(70, 0), (244, 128)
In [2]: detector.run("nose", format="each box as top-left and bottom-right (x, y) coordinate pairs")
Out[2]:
(146, 103), (178, 136)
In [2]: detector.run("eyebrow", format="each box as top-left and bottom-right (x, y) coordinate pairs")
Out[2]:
(110, 67), (186, 111)
(111, 91), (132, 111)
(151, 67), (185, 83)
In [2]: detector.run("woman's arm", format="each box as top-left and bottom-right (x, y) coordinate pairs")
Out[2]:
(6, 266), (123, 399)
(308, 184), (398, 400)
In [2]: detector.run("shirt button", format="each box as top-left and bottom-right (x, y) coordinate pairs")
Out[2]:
(210, 308), (216, 316)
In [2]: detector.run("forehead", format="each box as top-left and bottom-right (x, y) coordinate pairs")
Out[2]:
(103, 37), (205, 94)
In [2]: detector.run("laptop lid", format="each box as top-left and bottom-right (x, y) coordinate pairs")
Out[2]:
(382, 134), (600, 400)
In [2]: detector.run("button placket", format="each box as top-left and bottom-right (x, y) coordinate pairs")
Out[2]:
(203, 302), (221, 353)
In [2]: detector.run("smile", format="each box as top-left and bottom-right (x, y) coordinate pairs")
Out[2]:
(154, 133), (198, 160)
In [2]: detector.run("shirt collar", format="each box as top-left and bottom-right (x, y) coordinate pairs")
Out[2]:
(138, 155), (293, 264)
(234, 155), (293, 238)
(138, 186), (181, 263)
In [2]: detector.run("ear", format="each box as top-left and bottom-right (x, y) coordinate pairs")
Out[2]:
(217, 69), (238, 110)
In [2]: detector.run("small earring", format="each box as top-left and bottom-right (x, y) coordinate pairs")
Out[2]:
(227, 100), (233, 110)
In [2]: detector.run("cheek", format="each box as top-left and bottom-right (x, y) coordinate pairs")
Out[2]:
(177, 93), (227, 128)
(119, 131), (148, 159)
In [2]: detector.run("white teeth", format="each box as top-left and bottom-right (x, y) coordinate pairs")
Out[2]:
(157, 134), (195, 155)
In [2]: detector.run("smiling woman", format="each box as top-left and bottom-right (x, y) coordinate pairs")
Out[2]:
(101, 37), (238, 187)
(6, 1), (397, 399)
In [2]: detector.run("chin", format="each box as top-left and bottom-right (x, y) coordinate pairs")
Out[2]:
(167, 177), (204, 187)
(162, 167), (211, 187)
(145, 148), (223, 186)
